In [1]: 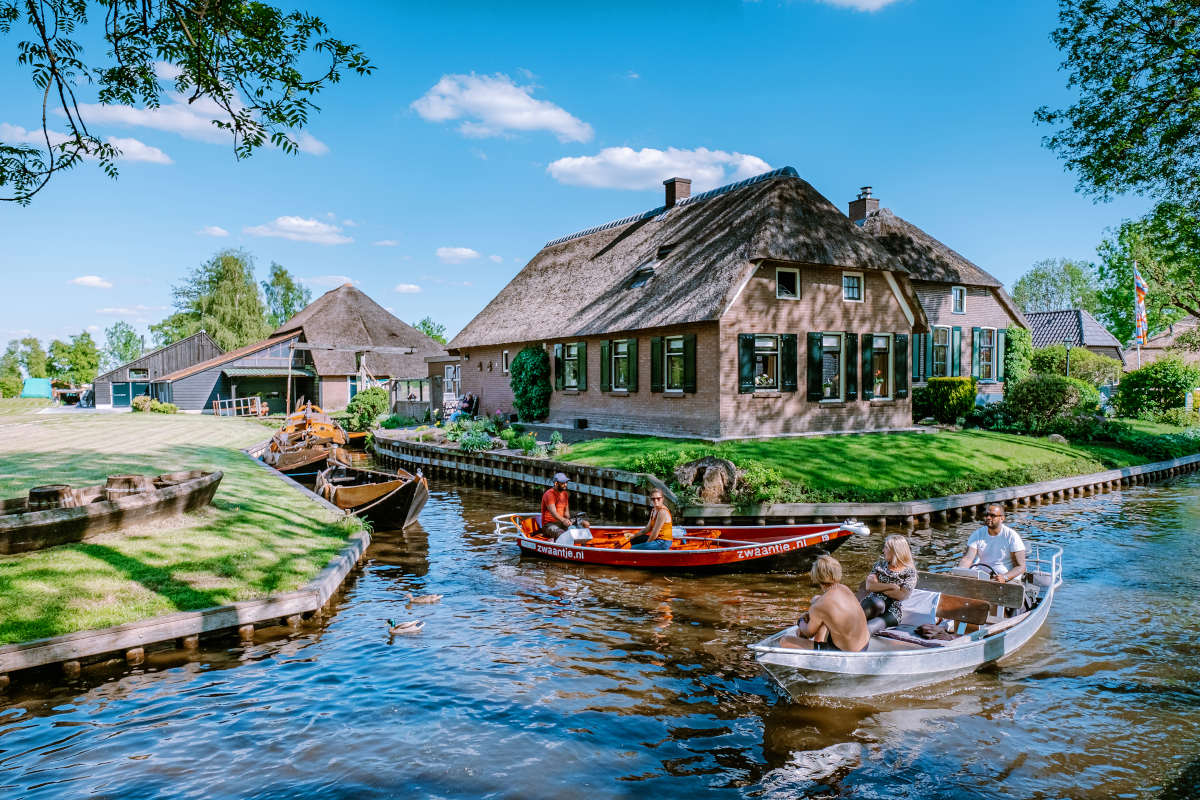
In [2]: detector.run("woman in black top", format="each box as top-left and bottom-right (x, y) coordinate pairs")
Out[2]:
(861, 535), (918, 629)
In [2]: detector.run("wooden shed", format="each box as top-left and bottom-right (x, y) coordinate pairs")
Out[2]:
(93, 331), (223, 408)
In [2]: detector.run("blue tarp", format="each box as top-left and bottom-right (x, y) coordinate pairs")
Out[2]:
(20, 377), (52, 398)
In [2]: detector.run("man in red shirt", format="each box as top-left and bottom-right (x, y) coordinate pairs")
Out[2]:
(540, 472), (589, 539)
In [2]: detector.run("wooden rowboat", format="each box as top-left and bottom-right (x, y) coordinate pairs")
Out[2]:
(493, 513), (867, 571)
(262, 402), (351, 476)
(315, 464), (429, 529)
(749, 543), (1063, 698)
(0, 471), (223, 555)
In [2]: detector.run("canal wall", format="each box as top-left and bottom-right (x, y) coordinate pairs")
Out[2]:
(374, 433), (1200, 530)
(0, 442), (368, 690)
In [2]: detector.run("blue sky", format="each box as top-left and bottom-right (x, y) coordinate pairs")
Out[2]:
(0, 0), (1153, 348)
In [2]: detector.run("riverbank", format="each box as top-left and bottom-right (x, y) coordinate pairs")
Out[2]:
(0, 410), (358, 645)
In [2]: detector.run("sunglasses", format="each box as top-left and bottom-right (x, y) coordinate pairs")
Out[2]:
(650, 496), (664, 502)
(984, 513), (1003, 518)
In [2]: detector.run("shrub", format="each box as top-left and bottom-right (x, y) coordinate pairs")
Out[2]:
(922, 377), (978, 424)
(459, 429), (493, 453)
(1150, 407), (1200, 428)
(380, 414), (418, 429)
(131, 395), (154, 412)
(730, 460), (805, 508)
(1030, 344), (1123, 387)
(1113, 357), (1200, 418)
(509, 346), (551, 421)
(0, 375), (22, 398)
(517, 433), (539, 454)
(499, 428), (517, 444)
(150, 400), (178, 413)
(344, 387), (390, 432)
(1005, 374), (1101, 431)
(910, 386), (935, 422)
(965, 400), (1017, 432)
(548, 430), (564, 454)
(1003, 326), (1033, 387)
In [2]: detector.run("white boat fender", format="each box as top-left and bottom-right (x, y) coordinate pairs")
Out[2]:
(555, 525), (593, 546)
(840, 519), (870, 536)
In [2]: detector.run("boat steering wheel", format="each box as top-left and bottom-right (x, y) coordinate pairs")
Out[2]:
(970, 562), (999, 578)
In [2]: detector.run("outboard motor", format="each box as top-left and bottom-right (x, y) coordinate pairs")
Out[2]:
(555, 512), (593, 546)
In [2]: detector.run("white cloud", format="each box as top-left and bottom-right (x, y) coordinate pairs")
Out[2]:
(394, 283), (422, 294)
(547, 146), (771, 192)
(154, 61), (183, 81)
(342, 219), (358, 227)
(70, 275), (113, 289)
(301, 275), (359, 288)
(815, 0), (903, 10)
(626, 71), (640, 79)
(296, 131), (329, 156)
(197, 225), (229, 237)
(244, 216), (353, 245)
(489, 254), (503, 263)
(86, 324), (101, 333)
(436, 246), (480, 264)
(96, 304), (166, 322)
(0, 123), (171, 164)
(411, 73), (593, 143)
(373, 239), (400, 247)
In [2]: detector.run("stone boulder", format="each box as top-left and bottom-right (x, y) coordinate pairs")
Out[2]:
(673, 456), (739, 504)
(1046, 433), (1068, 444)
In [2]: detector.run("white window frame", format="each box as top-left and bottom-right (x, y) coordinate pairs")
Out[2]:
(563, 343), (580, 389)
(820, 332), (845, 402)
(665, 336), (685, 392)
(776, 267), (800, 300)
(502, 350), (510, 374)
(842, 271), (864, 303)
(870, 333), (893, 400)
(753, 334), (781, 390)
(128, 367), (149, 380)
(951, 285), (966, 314)
(978, 327), (997, 382)
(612, 339), (630, 391)
(932, 326), (951, 378)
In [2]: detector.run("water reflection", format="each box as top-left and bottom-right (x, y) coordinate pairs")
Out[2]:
(0, 477), (1197, 798)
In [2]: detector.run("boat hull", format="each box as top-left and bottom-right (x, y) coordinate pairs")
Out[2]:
(514, 522), (857, 572)
(316, 465), (429, 529)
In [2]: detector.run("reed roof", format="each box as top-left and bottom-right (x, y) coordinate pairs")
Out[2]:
(858, 208), (1002, 288)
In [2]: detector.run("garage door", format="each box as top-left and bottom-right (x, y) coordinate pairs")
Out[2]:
(112, 383), (131, 407)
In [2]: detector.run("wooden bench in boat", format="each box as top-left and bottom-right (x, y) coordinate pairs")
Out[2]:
(915, 570), (1026, 610)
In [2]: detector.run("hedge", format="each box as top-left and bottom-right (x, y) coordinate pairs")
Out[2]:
(1112, 357), (1200, 418)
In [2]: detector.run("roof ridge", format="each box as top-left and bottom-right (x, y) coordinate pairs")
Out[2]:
(543, 166), (799, 248)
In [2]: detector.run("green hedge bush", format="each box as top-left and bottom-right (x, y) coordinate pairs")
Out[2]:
(509, 346), (551, 421)
(1004, 374), (1101, 432)
(344, 387), (390, 432)
(131, 395), (154, 412)
(1030, 344), (1123, 387)
(1003, 326), (1033, 387)
(921, 377), (978, 424)
(150, 400), (178, 413)
(1112, 357), (1200, 418)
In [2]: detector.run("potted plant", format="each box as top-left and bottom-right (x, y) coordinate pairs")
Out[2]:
(822, 380), (834, 398)
(873, 369), (885, 397)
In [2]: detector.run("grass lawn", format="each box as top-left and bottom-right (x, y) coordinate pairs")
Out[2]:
(0, 398), (52, 416)
(1118, 417), (1199, 435)
(0, 411), (356, 645)
(564, 430), (1150, 504)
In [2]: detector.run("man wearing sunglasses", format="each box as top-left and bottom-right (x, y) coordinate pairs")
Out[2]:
(958, 503), (1026, 583)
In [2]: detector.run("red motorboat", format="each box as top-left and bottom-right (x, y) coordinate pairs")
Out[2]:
(494, 513), (868, 572)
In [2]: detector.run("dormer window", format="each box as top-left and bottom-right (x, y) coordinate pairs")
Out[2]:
(776, 267), (799, 300)
(656, 244), (676, 259)
(627, 263), (655, 288)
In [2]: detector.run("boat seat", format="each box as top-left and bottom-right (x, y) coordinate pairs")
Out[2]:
(519, 516), (542, 536)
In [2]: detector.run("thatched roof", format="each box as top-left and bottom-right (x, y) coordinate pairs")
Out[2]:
(858, 208), (1001, 287)
(274, 284), (447, 378)
(451, 167), (917, 349)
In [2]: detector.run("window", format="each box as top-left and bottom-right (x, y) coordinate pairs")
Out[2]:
(776, 267), (800, 300)
(612, 340), (630, 390)
(564, 343), (580, 389)
(502, 350), (510, 374)
(842, 272), (863, 302)
(979, 328), (996, 381)
(128, 368), (149, 380)
(821, 333), (844, 400)
(754, 335), (780, 389)
(952, 285), (966, 314)
(665, 336), (685, 391)
(871, 334), (892, 400)
(932, 327), (950, 378)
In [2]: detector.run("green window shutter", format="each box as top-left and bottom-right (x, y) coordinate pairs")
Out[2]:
(924, 331), (934, 381)
(911, 333), (921, 381)
(650, 337), (664, 393)
(577, 341), (587, 391)
(683, 333), (697, 393)
(780, 333), (798, 392)
(738, 333), (755, 394)
(627, 338), (639, 392)
(806, 332), (823, 401)
(951, 326), (962, 376)
(845, 332), (858, 401)
(599, 340), (611, 392)
(894, 333), (909, 399)
(971, 327), (981, 379)
(860, 334), (874, 400)
(554, 343), (564, 391)
(997, 329), (1007, 381)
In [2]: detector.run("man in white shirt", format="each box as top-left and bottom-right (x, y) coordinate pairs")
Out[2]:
(958, 503), (1026, 583)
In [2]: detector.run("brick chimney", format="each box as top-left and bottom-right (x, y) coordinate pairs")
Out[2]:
(664, 177), (691, 207)
(848, 186), (879, 222)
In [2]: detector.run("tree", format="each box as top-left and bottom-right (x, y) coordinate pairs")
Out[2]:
(19, 337), (48, 378)
(48, 332), (101, 385)
(1095, 202), (1199, 342)
(0, 1), (372, 204)
(149, 312), (201, 348)
(1036, 1), (1200, 204)
(102, 321), (143, 370)
(1011, 258), (1099, 314)
(413, 316), (448, 344)
(262, 263), (312, 328)
(166, 249), (271, 351)
(0, 340), (22, 397)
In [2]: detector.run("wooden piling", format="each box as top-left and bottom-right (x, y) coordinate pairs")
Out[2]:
(63, 660), (81, 679)
(238, 624), (255, 642)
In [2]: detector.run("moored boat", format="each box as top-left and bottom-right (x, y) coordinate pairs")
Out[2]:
(262, 402), (351, 476)
(0, 470), (223, 554)
(493, 513), (867, 571)
(749, 542), (1063, 698)
(316, 464), (429, 529)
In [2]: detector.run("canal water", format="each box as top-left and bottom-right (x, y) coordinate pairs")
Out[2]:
(1, 476), (1198, 799)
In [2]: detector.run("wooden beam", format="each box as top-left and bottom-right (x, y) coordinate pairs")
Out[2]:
(916, 571), (1025, 608)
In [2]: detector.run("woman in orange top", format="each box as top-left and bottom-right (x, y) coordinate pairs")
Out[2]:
(627, 490), (673, 550)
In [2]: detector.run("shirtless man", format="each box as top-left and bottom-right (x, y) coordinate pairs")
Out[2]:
(780, 554), (870, 652)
